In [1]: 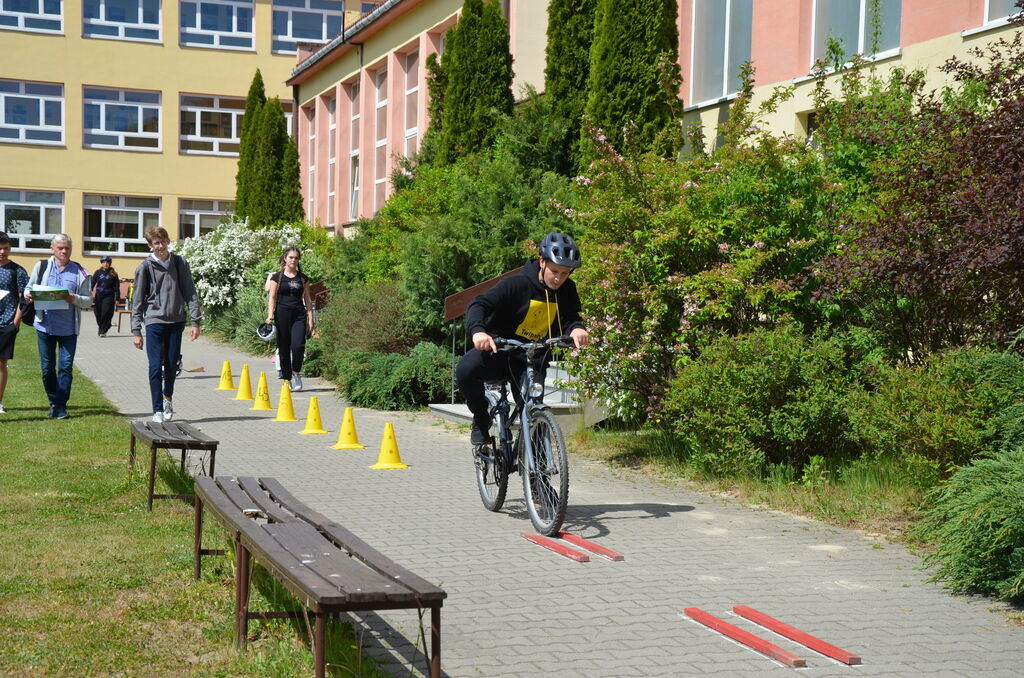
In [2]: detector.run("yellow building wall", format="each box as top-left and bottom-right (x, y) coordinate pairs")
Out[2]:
(1, 0), (297, 270)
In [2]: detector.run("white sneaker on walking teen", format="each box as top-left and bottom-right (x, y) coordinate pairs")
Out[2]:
(291, 374), (303, 391)
(152, 411), (164, 423)
(0, 401), (5, 414)
(162, 397), (174, 420)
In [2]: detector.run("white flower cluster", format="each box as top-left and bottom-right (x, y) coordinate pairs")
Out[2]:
(171, 218), (303, 309)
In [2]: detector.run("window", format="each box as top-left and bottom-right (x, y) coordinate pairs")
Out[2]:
(179, 198), (233, 238)
(306, 105), (315, 220)
(83, 193), (159, 254)
(180, 0), (253, 49)
(180, 93), (244, 154)
(349, 155), (359, 221)
(83, 0), (161, 42)
(349, 81), (360, 220)
(271, 0), (342, 54)
(84, 86), (161, 150)
(813, 0), (901, 66)
(0, 189), (63, 250)
(327, 94), (336, 226)
(0, 0), (63, 33)
(374, 68), (387, 210)
(690, 0), (751, 105)
(403, 51), (418, 157)
(987, 0), (1018, 23)
(0, 79), (63, 145)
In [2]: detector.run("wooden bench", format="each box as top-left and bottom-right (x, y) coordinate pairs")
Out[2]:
(193, 476), (446, 678)
(129, 420), (219, 511)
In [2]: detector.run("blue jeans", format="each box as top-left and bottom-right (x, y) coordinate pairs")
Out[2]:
(146, 322), (184, 413)
(37, 331), (78, 410)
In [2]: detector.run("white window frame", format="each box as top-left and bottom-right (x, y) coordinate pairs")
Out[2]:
(811, 0), (901, 69)
(179, 0), (254, 51)
(270, 0), (343, 54)
(82, 0), (162, 43)
(0, 188), (64, 251)
(0, 79), (64, 146)
(178, 198), (234, 239)
(403, 50), (419, 158)
(374, 68), (388, 211)
(83, 86), (161, 151)
(82, 193), (160, 256)
(180, 93), (244, 155)
(689, 0), (752, 106)
(327, 94), (336, 227)
(0, 0), (63, 33)
(349, 81), (360, 221)
(306, 105), (316, 221)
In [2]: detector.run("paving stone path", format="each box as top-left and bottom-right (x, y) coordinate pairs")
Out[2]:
(72, 320), (1024, 677)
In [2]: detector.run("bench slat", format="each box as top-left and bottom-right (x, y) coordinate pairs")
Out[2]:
(130, 420), (219, 449)
(260, 477), (335, 527)
(211, 476), (264, 516)
(236, 476), (299, 524)
(265, 523), (416, 604)
(236, 523), (350, 607)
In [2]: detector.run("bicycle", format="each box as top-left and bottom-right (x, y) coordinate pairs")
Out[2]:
(473, 336), (573, 536)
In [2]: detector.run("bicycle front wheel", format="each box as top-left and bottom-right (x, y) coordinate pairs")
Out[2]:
(521, 408), (569, 536)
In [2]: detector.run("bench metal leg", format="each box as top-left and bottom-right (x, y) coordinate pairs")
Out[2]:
(193, 496), (203, 580)
(147, 444), (158, 511)
(235, 543), (251, 649)
(128, 433), (136, 469)
(314, 612), (327, 678)
(208, 449), (216, 477)
(180, 447), (186, 472)
(431, 606), (441, 678)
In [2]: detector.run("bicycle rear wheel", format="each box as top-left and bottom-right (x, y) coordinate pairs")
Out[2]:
(475, 411), (509, 511)
(521, 408), (569, 536)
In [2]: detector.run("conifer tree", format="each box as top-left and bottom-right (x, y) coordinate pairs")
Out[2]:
(418, 52), (447, 163)
(584, 0), (682, 155)
(247, 97), (288, 225)
(545, 0), (596, 175)
(278, 137), (305, 222)
(235, 70), (266, 219)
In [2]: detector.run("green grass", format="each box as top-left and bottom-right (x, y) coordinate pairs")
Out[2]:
(572, 427), (926, 541)
(0, 329), (394, 677)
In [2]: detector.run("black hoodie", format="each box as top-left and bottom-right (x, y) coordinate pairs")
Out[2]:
(465, 258), (584, 342)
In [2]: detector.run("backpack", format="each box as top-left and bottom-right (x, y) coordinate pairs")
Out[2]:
(13, 259), (48, 326)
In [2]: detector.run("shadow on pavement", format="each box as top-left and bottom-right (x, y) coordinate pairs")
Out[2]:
(562, 502), (695, 539)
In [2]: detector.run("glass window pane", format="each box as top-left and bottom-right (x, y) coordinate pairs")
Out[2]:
(375, 106), (386, 140)
(814, 0), (860, 62)
(871, 0), (901, 53)
(405, 92), (417, 129)
(5, 97), (39, 125)
(727, 0), (753, 95)
(989, 0), (1017, 21)
(6, 207), (40, 234)
(292, 11), (323, 39)
(45, 207), (62, 234)
(200, 110), (232, 138)
(106, 105), (139, 132)
(406, 51), (419, 85)
(692, 0), (726, 102)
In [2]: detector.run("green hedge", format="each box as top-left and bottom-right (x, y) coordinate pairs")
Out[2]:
(328, 342), (453, 411)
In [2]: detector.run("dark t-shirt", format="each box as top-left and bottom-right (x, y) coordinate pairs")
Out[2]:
(0, 262), (29, 326)
(271, 272), (306, 310)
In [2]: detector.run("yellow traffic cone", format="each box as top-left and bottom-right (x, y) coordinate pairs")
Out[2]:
(234, 364), (254, 401)
(331, 407), (366, 449)
(371, 423), (408, 469)
(299, 396), (328, 434)
(250, 371), (273, 411)
(273, 381), (298, 422)
(216, 360), (234, 391)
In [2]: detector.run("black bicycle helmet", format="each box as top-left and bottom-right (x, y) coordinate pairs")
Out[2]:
(539, 232), (581, 269)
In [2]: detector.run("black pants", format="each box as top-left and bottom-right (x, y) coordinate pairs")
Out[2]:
(274, 305), (307, 380)
(456, 348), (547, 431)
(94, 293), (115, 334)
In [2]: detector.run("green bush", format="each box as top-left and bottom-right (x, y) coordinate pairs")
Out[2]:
(913, 446), (1024, 603)
(331, 342), (453, 410)
(660, 325), (877, 476)
(844, 349), (1023, 475)
(202, 286), (273, 356)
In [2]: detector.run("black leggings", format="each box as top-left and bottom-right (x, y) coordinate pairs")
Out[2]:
(274, 305), (307, 380)
(93, 292), (115, 334)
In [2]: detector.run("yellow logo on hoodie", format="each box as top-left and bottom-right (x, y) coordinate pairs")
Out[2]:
(515, 299), (558, 340)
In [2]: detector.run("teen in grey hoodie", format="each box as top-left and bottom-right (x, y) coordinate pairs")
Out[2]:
(131, 226), (202, 422)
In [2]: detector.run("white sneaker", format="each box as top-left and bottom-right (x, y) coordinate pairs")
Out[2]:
(0, 401), (5, 414)
(291, 374), (303, 391)
(152, 411), (164, 423)
(162, 397), (174, 420)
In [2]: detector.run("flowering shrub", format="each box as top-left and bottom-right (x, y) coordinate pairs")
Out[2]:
(172, 218), (303, 308)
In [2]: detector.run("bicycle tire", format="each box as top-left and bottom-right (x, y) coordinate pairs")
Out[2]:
(521, 408), (569, 536)
(475, 405), (509, 511)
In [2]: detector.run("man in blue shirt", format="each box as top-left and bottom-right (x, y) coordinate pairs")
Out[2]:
(0, 231), (29, 415)
(24, 234), (93, 419)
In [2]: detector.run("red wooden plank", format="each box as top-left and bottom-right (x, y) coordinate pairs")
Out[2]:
(556, 531), (624, 561)
(520, 532), (589, 562)
(443, 267), (522, 322)
(684, 607), (806, 668)
(733, 605), (862, 665)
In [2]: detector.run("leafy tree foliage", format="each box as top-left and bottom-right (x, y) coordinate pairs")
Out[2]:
(435, 0), (514, 164)
(278, 137), (305, 223)
(246, 98), (304, 226)
(544, 0), (596, 175)
(235, 69), (266, 218)
(584, 0), (682, 156)
(418, 52), (447, 163)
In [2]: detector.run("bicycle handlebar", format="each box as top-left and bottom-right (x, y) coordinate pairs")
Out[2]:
(493, 336), (575, 352)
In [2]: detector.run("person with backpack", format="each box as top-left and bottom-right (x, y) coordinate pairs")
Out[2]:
(23, 234), (93, 419)
(0, 231), (29, 415)
(131, 226), (202, 423)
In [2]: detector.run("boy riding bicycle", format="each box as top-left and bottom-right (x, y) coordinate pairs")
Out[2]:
(456, 232), (590, 445)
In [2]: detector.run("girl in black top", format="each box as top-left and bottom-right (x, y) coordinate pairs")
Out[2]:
(265, 247), (314, 391)
(91, 256), (119, 337)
